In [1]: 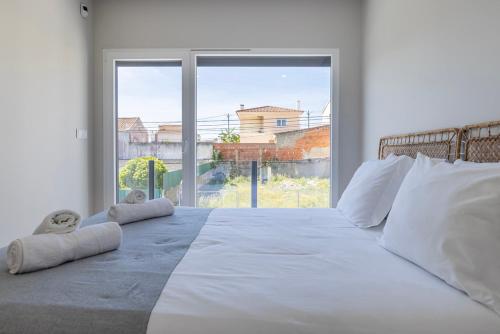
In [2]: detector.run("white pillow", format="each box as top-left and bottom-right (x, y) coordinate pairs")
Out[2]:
(381, 154), (500, 315)
(337, 154), (414, 228)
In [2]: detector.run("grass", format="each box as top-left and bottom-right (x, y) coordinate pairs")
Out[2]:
(198, 175), (330, 208)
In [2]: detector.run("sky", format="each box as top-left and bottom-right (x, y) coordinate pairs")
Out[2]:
(117, 65), (331, 140)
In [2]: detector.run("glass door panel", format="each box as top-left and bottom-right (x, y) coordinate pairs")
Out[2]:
(115, 61), (183, 204)
(195, 56), (331, 208)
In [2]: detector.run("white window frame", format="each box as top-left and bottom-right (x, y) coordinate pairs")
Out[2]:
(103, 48), (340, 208)
(276, 119), (288, 127)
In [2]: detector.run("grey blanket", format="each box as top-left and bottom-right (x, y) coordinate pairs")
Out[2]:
(0, 207), (212, 334)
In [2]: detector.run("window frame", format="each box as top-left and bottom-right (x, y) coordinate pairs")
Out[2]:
(276, 119), (288, 127)
(103, 48), (340, 209)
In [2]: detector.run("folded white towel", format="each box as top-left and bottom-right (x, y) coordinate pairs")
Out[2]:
(7, 222), (122, 274)
(107, 198), (175, 225)
(121, 189), (146, 204)
(33, 210), (81, 235)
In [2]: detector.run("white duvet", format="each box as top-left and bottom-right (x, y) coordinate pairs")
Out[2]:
(147, 209), (500, 334)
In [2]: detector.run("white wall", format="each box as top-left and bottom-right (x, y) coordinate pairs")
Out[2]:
(0, 0), (93, 246)
(363, 0), (500, 159)
(92, 0), (364, 212)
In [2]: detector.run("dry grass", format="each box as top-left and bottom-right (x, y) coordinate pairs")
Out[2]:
(198, 175), (330, 208)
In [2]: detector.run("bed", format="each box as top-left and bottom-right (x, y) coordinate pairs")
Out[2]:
(1, 121), (500, 334)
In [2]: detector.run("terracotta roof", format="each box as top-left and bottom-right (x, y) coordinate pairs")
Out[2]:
(158, 124), (182, 132)
(236, 106), (304, 114)
(117, 117), (141, 131)
(275, 124), (330, 136)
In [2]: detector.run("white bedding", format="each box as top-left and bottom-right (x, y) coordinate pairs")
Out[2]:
(147, 209), (500, 334)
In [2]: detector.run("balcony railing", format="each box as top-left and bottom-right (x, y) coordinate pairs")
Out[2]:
(119, 158), (329, 208)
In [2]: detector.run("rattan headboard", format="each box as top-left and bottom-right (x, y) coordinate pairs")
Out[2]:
(379, 128), (461, 161)
(461, 121), (500, 162)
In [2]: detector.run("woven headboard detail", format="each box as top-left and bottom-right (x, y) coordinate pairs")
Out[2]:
(379, 128), (461, 161)
(461, 121), (500, 162)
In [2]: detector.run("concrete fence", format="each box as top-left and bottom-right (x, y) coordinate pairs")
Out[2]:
(118, 141), (214, 161)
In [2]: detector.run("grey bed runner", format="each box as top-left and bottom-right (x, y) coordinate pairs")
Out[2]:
(0, 207), (212, 334)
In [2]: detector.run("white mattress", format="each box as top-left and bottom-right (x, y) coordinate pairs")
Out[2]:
(147, 208), (500, 334)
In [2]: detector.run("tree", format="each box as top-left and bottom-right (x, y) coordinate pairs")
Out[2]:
(218, 128), (240, 143)
(119, 156), (167, 190)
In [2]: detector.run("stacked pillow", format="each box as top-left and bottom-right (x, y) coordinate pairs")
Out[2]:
(380, 153), (500, 315)
(337, 154), (414, 227)
(340, 152), (500, 314)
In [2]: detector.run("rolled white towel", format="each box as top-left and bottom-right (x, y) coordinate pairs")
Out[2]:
(33, 210), (81, 235)
(7, 222), (122, 274)
(121, 189), (146, 204)
(107, 198), (175, 225)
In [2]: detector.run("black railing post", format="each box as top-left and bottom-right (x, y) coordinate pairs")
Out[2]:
(251, 160), (257, 208)
(148, 160), (155, 200)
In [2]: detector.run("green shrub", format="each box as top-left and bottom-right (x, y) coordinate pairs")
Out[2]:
(119, 157), (167, 189)
(218, 129), (240, 143)
(210, 149), (222, 168)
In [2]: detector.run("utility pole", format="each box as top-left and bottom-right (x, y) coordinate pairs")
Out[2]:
(226, 113), (230, 132)
(307, 110), (310, 128)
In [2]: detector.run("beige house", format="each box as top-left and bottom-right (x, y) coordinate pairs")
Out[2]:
(156, 124), (182, 142)
(117, 117), (148, 143)
(236, 105), (304, 143)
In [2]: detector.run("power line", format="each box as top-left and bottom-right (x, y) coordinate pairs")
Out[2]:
(197, 113), (230, 120)
(127, 121), (329, 131)
(120, 125), (330, 135)
(126, 119), (329, 132)
(131, 113), (328, 123)
(137, 116), (329, 128)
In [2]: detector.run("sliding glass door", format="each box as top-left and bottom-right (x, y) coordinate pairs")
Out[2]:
(107, 50), (337, 208)
(115, 60), (184, 204)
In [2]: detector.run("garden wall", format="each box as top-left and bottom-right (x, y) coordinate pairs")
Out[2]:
(118, 141), (213, 161)
(214, 125), (330, 162)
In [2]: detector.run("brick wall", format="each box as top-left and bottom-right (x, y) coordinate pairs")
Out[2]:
(294, 125), (330, 150)
(214, 125), (330, 161)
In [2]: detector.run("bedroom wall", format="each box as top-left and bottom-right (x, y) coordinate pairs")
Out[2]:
(92, 0), (364, 212)
(0, 0), (93, 246)
(363, 0), (500, 159)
